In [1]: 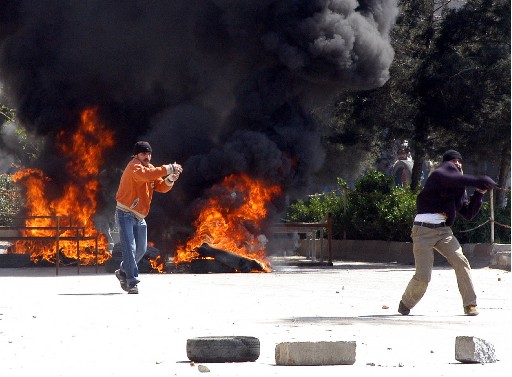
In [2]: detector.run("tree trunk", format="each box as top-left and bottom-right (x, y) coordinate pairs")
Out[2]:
(410, 119), (428, 191)
(410, 156), (425, 191)
(496, 145), (511, 208)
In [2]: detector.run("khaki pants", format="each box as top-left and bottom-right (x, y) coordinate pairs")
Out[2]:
(401, 225), (476, 309)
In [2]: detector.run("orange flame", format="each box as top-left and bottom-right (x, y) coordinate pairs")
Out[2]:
(147, 241), (165, 272)
(175, 173), (281, 272)
(11, 107), (115, 265)
(149, 255), (165, 272)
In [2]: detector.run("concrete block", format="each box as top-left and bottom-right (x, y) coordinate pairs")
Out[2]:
(187, 336), (260, 363)
(493, 243), (511, 253)
(275, 341), (356, 366)
(473, 243), (494, 258)
(490, 244), (511, 271)
(462, 243), (476, 257)
(490, 252), (511, 271)
(455, 336), (496, 363)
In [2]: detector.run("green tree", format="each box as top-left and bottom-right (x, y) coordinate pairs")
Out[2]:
(330, 1), (450, 186)
(1, 97), (41, 166)
(0, 174), (22, 225)
(330, 1), (510, 193)
(1, 103), (16, 123)
(425, 0), (511, 205)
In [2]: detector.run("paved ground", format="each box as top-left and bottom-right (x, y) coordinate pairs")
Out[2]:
(0, 258), (510, 377)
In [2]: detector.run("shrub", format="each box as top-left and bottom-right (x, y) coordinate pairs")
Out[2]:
(284, 169), (509, 244)
(343, 169), (417, 241)
(375, 187), (417, 241)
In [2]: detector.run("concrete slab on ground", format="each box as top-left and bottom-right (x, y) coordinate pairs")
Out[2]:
(0, 259), (510, 376)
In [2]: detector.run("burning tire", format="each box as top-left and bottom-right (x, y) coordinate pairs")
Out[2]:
(186, 336), (260, 363)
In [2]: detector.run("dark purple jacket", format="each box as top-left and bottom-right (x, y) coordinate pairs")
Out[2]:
(416, 161), (497, 226)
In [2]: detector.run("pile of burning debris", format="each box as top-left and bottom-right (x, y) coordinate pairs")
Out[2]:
(0, 237), (269, 274)
(104, 237), (269, 274)
(170, 243), (269, 273)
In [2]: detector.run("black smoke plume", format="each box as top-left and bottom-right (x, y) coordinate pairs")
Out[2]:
(0, 0), (398, 245)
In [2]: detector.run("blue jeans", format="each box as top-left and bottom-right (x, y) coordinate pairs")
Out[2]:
(115, 208), (147, 286)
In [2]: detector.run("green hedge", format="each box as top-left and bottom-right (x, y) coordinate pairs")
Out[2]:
(286, 169), (511, 244)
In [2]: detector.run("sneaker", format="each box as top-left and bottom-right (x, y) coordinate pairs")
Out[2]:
(115, 269), (128, 291)
(464, 305), (479, 316)
(127, 284), (139, 294)
(398, 300), (410, 315)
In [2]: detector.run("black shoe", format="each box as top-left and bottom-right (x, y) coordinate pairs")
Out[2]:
(398, 300), (410, 315)
(115, 269), (128, 291)
(127, 283), (139, 294)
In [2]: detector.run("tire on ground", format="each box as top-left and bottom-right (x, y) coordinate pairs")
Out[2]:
(186, 336), (260, 363)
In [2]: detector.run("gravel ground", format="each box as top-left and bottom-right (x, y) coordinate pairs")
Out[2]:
(0, 259), (510, 376)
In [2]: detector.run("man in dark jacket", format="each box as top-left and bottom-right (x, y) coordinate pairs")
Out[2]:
(398, 150), (497, 316)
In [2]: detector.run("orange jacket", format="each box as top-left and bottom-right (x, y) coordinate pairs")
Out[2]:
(116, 158), (173, 220)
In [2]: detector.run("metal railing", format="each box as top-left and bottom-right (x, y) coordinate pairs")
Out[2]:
(0, 215), (99, 275)
(272, 213), (333, 264)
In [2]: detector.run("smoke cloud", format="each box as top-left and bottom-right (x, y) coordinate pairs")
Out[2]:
(0, 0), (398, 241)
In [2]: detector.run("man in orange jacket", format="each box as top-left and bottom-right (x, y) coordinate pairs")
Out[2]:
(114, 141), (183, 294)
